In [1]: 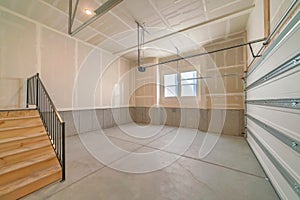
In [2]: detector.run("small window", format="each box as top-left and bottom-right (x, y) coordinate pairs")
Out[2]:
(164, 73), (178, 97)
(180, 71), (197, 97)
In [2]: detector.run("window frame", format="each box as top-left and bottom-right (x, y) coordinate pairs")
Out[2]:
(163, 70), (198, 98)
(180, 70), (198, 97)
(163, 73), (178, 98)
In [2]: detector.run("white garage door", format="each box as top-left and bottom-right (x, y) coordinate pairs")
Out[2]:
(246, 12), (300, 200)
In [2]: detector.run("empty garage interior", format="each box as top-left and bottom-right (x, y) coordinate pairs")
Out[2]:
(0, 0), (300, 199)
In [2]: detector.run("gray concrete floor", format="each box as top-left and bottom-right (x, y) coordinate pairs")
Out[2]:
(23, 123), (279, 200)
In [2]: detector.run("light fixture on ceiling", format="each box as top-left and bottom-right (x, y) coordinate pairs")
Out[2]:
(69, 0), (124, 36)
(84, 9), (93, 15)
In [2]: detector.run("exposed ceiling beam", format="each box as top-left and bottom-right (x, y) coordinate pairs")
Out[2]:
(113, 5), (254, 55)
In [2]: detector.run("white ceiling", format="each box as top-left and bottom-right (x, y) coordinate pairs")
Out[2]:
(0, 0), (254, 59)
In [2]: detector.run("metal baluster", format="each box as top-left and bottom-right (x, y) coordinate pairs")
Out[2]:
(26, 78), (29, 108)
(60, 121), (62, 159)
(42, 88), (44, 123)
(54, 109), (56, 144)
(43, 92), (45, 129)
(57, 120), (60, 155)
(57, 120), (59, 155)
(31, 78), (33, 104)
(61, 122), (65, 181)
(58, 120), (60, 155)
(45, 92), (47, 125)
(26, 74), (66, 181)
(36, 75), (39, 108)
(50, 103), (52, 140)
(52, 106), (54, 143)
(45, 92), (47, 126)
(52, 106), (54, 142)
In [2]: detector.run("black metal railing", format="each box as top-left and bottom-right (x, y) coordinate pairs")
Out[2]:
(27, 73), (65, 181)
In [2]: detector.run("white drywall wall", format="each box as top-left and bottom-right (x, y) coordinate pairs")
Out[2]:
(0, 6), (132, 110)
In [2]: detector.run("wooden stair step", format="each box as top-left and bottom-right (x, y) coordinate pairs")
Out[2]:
(0, 165), (62, 200)
(0, 138), (50, 158)
(0, 124), (45, 133)
(0, 115), (40, 121)
(0, 149), (56, 176)
(0, 151), (57, 185)
(0, 109), (63, 199)
(0, 110), (39, 119)
(0, 132), (46, 144)
(0, 117), (42, 129)
(0, 133), (49, 153)
(0, 125), (45, 138)
(0, 142), (53, 167)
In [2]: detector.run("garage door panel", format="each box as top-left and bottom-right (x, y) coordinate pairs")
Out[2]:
(247, 135), (299, 200)
(247, 69), (300, 100)
(246, 11), (300, 199)
(247, 15), (300, 86)
(247, 121), (300, 182)
(247, 105), (300, 139)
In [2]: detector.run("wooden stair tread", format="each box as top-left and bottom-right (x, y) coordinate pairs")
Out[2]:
(0, 110), (38, 119)
(0, 117), (43, 129)
(0, 125), (45, 137)
(0, 132), (47, 144)
(0, 115), (40, 121)
(0, 124), (44, 132)
(0, 165), (62, 197)
(0, 140), (51, 159)
(0, 109), (63, 199)
(0, 150), (56, 176)
(0, 134), (49, 154)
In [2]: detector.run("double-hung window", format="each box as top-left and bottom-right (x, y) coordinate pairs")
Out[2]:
(180, 71), (197, 97)
(164, 73), (178, 97)
(163, 71), (197, 97)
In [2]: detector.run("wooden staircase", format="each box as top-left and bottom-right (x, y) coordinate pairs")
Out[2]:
(0, 109), (62, 199)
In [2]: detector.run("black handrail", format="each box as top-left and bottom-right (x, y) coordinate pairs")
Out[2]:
(27, 73), (65, 181)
